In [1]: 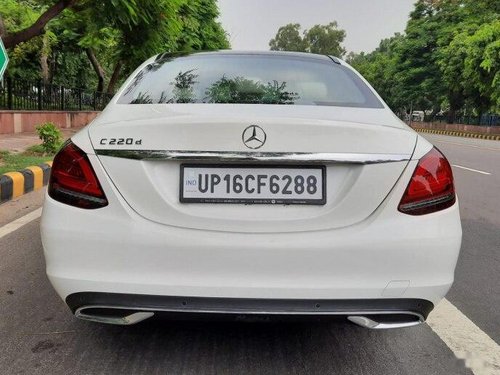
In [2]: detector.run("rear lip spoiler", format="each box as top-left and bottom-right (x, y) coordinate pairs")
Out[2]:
(94, 150), (411, 164)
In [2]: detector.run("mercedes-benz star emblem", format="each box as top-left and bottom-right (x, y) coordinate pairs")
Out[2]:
(242, 125), (266, 149)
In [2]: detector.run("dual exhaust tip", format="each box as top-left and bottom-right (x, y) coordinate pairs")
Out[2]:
(75, 306), (423, 329)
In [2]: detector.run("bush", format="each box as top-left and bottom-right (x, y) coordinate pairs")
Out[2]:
(36, 122), (62, 154)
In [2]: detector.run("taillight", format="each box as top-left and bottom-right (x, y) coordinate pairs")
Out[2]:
(48, 141), (108, 209)
(398, 147), (455, 215)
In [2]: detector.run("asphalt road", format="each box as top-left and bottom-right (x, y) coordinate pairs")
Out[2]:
(1, 133), (498, 375)
(424, 134), (500, 341)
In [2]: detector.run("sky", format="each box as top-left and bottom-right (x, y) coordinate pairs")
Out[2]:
(218, 0), (415, 54)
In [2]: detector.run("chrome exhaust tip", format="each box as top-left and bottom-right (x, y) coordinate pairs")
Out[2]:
(347, 315), (423, 329)
(75, 306), (154, 325)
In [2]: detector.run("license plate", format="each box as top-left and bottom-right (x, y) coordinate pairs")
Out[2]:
(180, 165), (326, 205)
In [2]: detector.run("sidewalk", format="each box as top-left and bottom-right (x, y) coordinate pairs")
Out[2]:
(414, 127), (500, 141)
(0, 128), (81, 153)
(0, 129), (82, 204)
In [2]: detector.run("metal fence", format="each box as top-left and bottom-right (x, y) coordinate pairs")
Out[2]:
(444, 114), (499, 126)
(403, 112), (499, 126)
(0, 77), (113, 111)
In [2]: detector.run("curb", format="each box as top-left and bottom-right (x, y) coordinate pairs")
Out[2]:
(414, 128), (500, 141)
(0, 161), (52, 204)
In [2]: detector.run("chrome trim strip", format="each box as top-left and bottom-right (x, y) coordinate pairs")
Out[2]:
(95, 150), (410, 164)
(75, 307), (154, 325)
(75, 304), (424, 328)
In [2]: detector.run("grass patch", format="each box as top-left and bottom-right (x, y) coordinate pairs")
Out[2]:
(25, 144), (49, 155)
(0, 149), (54, 175)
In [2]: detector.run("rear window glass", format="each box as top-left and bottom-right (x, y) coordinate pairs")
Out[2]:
(118, 54), (383, 108)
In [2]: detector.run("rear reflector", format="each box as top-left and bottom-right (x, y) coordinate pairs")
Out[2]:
(398, 147), (455, 215)
(48, 141), (108, 209)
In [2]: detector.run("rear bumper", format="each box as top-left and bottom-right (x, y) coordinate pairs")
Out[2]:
(40, 151), (462, 316)
(67, 292), (433, 328)
(41, 192), (461, 305)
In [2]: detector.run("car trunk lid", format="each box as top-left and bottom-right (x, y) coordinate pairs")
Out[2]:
(89, 105), (416, 233)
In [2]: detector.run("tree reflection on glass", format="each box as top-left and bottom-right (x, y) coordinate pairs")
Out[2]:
(130, 92), (153, 104)
(123, 61), (164, 97)
(204, 76), (299, 104)
(261, 80), (299, 105)
(167, 69), (199, 103)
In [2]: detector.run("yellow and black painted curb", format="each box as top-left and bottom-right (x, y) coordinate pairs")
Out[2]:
(0, 161), (52, 204)
(414, 128), (500, 141)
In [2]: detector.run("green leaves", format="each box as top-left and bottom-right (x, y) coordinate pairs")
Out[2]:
(303, 22), (346, 57)
(269, 24), (306, 52)
(349, 0), (499, 119)
(269, 22), (346, 57)
(36, 122), (63, 154)
(176, 0), (229, 51)
(349, 34), (403, 110)
(1, 0), (230, 93)
(205, 76), (298, 105)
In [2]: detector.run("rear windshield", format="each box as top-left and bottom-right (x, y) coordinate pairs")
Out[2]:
(118, 54), (383, 108)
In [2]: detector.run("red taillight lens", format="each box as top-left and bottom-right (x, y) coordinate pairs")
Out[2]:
(48, 141), (108, 209)
(398, 147), (455, 215)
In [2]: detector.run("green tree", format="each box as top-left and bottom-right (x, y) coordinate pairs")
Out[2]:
(391, 0), (447, 115)
(176, 0), (230, 51)
(0, 0), (229, 93)
(303, 22), (346, 56)
(439, 20), (500, 116)
(269, 23), (306, 52)
(0, 0), (54, 81)
(0, 0), (77, 49)
(349, 0), (499, 121)
(269, 22), (346, 57)
(349, 34), (403, 110)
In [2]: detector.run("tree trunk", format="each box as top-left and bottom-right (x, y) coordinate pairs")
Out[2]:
(40, 35), (50, 84)
(446, 109), (456, 124)
(107, 61), (123, 94)
(86, 48), (105, 92)
(3, 0), (77, 49)
(49, 51), (58, 85)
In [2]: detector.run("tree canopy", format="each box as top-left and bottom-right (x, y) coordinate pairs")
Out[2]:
(348, 0), (499, 121)
(269, 22), (346, 57)
(0, 0), (229, 93)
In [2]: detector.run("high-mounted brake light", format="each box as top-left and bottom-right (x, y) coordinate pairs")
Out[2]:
(398, 147), (455, 215)
(48, 141), (108, 209)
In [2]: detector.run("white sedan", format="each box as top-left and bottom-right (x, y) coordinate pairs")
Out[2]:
(40, 51), (462, 329)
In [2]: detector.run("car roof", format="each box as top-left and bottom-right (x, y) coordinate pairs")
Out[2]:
(154, 50), (341, 64)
